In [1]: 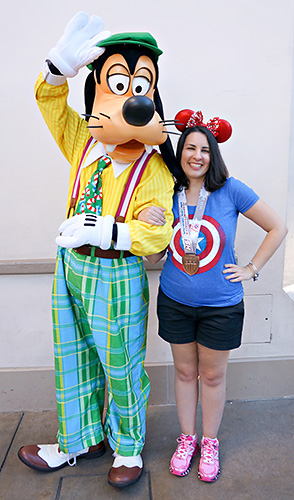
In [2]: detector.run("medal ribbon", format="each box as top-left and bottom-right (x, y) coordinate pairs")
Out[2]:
(178, 182), (209, 254)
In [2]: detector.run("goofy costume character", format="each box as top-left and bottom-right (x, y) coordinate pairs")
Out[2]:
(18, 12), (175, 488)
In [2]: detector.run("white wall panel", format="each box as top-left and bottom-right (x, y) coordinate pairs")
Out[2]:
(0, 1), (294, 376)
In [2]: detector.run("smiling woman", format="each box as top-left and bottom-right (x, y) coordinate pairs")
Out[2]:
(138, 108), (288, 483)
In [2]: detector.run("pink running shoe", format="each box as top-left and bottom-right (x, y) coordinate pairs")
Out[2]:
(169, 434), (199, 476)
(198, 436), (220, 482)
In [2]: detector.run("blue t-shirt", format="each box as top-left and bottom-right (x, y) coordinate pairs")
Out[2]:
(160, 177), (259, 307)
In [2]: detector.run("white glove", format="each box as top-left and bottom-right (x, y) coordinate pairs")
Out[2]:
(114, 223), (132, 251)
(56, 214), (114, 249)
(48, 11), (111, 77)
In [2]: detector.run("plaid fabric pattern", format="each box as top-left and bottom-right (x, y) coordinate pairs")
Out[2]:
(52, 246), (150, 456)
(35, 73), (174, 459)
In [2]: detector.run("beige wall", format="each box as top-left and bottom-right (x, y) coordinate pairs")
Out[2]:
(1, 0), (294, 407)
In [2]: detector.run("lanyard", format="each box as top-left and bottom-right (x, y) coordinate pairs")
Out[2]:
(177, 182), (209, 255)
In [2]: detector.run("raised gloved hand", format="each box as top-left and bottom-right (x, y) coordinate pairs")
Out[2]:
(56, 213), (114, 249)
(48, 11), (111, 77)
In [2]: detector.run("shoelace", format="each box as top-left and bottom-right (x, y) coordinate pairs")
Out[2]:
(176, 436), (194, 458)
(202, 440), (217, 465)
(65, 447), (89, 466)
(67, 452), (79, 466)
(53, 447), (78, 467)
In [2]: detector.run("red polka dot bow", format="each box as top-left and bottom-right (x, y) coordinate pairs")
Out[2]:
(175, 109), (232, 143)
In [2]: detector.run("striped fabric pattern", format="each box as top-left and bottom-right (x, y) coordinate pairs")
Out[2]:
(35, 74), (175, 257)
(52, 247), (150, 456)
(35, 73), (175, 457)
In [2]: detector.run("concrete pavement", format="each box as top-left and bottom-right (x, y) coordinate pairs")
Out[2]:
(0, 398), (293, 500)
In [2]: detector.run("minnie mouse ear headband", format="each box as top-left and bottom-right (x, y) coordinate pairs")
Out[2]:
(175, 109), (232, 143)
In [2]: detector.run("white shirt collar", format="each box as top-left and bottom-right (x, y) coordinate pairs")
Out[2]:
(83, 141), (132, 178)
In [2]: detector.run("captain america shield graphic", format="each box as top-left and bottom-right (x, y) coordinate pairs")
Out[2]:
(169, 214), (226, 273)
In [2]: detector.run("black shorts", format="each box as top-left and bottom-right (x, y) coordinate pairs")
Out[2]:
(157, 287), (244, 351)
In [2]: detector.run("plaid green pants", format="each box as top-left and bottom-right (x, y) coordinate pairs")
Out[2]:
(52, 247), (150, 456)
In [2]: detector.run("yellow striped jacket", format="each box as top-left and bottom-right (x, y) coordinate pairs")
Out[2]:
(35, 74), (174, 256)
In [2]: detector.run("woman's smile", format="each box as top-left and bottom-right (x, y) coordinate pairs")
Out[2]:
(189, 161), (204, 170)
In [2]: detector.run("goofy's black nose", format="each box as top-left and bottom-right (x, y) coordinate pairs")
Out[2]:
(123, 96), (155, 126)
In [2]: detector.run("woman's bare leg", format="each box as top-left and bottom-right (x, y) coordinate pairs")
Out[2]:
(197, 344), (230, 438)
(171, 342), (199, 435)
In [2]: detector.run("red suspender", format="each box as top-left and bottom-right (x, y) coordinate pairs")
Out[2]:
(67, 137), (95, 218)
(115, 150), (156, 222)
(68, 143), (156, 221)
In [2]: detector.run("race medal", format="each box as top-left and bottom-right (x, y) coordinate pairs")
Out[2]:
(178, 183), (209, 276)
(182, 253), (199, 275)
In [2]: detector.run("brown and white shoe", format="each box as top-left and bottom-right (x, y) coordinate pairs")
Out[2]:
(108, 453), (143, 488)
(18, 441), (105, 472)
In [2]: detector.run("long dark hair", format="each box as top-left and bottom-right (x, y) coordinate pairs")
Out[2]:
(175, 126), (229, 192)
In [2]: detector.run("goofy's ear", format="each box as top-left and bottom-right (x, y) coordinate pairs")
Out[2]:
(154, 87), (164, 121)
(154, 88), (181, 180)
(84, 71), (96, 120)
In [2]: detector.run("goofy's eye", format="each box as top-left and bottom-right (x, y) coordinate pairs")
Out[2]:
(108, 74), (130, 95)
(132, 76), (151, 96)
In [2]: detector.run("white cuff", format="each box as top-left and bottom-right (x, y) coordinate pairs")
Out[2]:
(112, 453), (142, 468)
(42, 60), (66, 86)
(100, 215), (114, 250)
(48, 47), (78, 78)
(114, 223), (132, 251)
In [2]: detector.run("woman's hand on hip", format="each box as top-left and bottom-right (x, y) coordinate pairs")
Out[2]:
(223, 263), (254, 282)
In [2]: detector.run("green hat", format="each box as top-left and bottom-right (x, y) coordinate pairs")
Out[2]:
(87, 32), (162, 70)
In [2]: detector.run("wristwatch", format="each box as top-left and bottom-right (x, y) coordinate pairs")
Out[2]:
(248, 261), (259, 281)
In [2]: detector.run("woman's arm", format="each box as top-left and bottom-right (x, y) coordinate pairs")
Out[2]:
(223, 199), (288, 282)
(138, 206), (167, 263)
(138, 206), (166, 225)
(144, 249), (167, 264)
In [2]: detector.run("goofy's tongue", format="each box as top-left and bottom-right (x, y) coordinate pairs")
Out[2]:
(104, 140), (152, 163)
